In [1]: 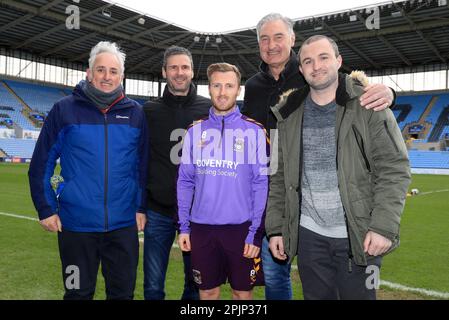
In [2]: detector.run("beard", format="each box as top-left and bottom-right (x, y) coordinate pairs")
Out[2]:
(212, 97), (236, 114)
(307, 70), (338, 91)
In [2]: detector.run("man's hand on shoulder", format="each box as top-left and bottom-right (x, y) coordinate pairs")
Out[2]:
(360, 83), (394, 111)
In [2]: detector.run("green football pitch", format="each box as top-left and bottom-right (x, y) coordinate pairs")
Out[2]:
(0, 163), (448, 300)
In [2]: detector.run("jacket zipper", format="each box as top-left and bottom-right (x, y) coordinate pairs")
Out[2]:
(219, 117), (224, 147)
(336, 107), (354, 272)
(384, 120), (399, 152)
(344, 215), (354, 273)
(93, 93), (124, 232)
(104, 113), (109, 231)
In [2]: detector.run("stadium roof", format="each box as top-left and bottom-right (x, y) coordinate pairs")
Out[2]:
(1, 0), (449, 83)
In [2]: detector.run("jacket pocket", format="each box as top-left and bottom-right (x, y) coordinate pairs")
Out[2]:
(350, 197), (373, 235)
(383, 120), (399, 153)
(58, 180), (72, 203)
(352, 125), (371, 172)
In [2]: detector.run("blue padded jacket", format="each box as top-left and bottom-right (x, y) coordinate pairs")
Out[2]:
(28, 81), (149, 232)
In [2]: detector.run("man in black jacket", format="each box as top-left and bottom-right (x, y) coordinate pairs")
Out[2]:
(242, 13), (395, 300)
(143, 46), (210, 300)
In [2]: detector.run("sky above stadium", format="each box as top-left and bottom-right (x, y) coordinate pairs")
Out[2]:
(113, 0), (395, 33)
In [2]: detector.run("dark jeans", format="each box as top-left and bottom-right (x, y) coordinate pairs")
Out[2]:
(143, 209), (199, 300)
(58, 225), (139, 300)
(298, 226), (382, 300)
(261, 236), (293, 300)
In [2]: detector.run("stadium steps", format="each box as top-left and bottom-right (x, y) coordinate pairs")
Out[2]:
(1, 81), (32, 113)
(0, 148), (7, 157)
(418, 96), (438, 124)
(1, 81), (37, 129)
(403, 121), (433, 141)
(392, 104), (411, 131)
(0, 82), (36, 130)
(397, 95), (433, 133)
(1, 81), (42, 129)
(428, 106), (449, 142)
(421, 122), (433, 140)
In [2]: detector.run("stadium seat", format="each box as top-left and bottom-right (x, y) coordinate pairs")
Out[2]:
(408, 150), (449, 169)
(4, 80), (66, 114)
(0, 138), (36, 158)
(0, 82), (37, 130)
(395, 95), (433, 130)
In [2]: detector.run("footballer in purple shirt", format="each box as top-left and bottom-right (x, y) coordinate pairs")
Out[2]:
(177, 63), (268, 300)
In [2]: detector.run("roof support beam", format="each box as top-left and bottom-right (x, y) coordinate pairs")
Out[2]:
(352, 11), (412, 66)
(1, 0), (64, 41)
(148, 41), (199, 74)
(392, 2), (445, 63)
(221, 38), (258, 74)
(378, 36), (412, 66)
(321, 20), (380, 69)
(0, 13), (34, 34)
(0, 0), (177, 52)
(129, 51), (164, 74)
(41, 13), (144, 56)
(13, 2), (112, 50)
(126, 33), (194, 73)
(70, 32), (192, 67)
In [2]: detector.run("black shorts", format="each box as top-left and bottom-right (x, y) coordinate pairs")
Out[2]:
(190, 222), (264, 291)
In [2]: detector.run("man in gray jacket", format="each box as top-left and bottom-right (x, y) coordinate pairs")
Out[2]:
(266, 35), (411, 300)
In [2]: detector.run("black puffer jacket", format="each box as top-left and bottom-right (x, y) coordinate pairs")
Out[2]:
(144, 84), (210, 217)
(242, 51), (305, 132)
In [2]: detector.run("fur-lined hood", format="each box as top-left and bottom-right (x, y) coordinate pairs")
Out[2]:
(271, 71), (368, 121)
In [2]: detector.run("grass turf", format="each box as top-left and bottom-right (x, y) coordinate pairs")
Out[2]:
(0, 163), (447, 299)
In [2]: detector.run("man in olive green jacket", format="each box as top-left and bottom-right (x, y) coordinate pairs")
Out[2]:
(266, 35), (411, 299)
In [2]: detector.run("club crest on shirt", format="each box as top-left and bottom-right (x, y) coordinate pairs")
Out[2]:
(234, 138), (244, 152)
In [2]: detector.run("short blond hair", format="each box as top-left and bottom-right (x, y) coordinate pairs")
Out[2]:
(207, 63), (241, 84)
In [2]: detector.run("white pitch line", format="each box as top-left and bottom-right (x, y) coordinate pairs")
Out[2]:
(418, 189), (449, 196)
(2, 210), (449, 299)
(0, 211), (38, 221)
(290, 265), (449, 299)
(380, 280), (449, 299)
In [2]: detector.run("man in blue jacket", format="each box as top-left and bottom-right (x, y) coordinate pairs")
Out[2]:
(28, 41), (149, 300)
